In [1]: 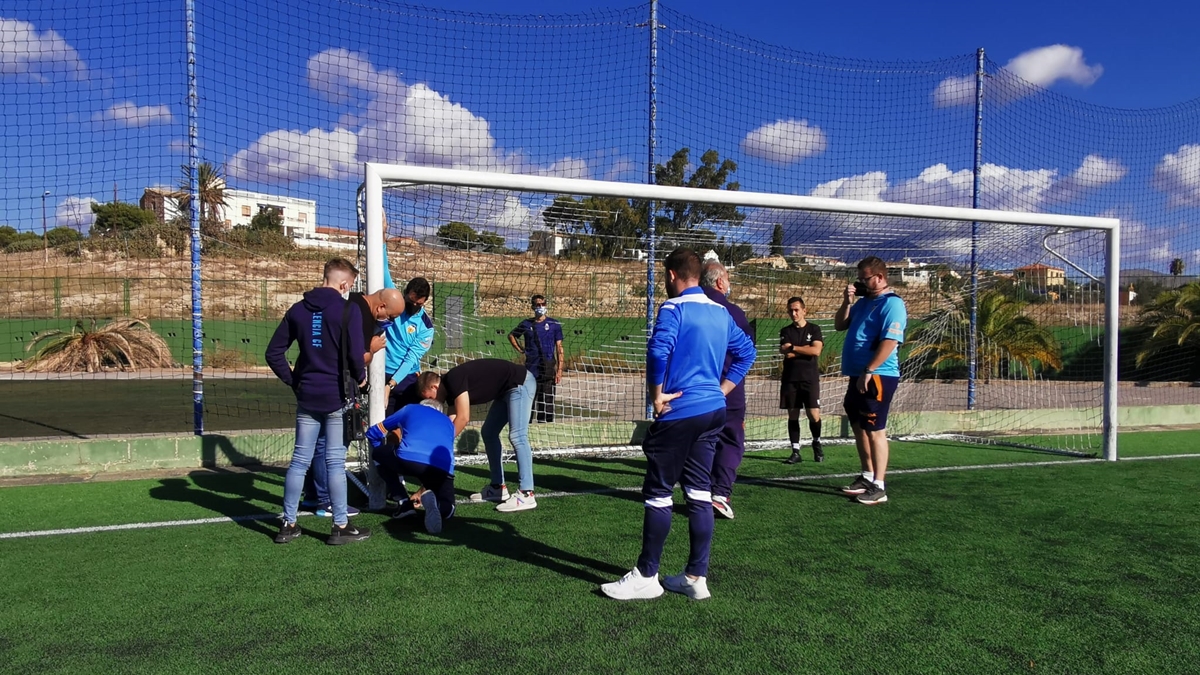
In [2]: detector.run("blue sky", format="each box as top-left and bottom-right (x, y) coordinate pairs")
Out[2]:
(2, 0), (1198, 273)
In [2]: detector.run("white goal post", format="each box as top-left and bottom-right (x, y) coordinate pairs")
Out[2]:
(363, 162), (1120, 487)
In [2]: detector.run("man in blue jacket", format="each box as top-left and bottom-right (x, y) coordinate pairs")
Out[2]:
(601, 248), (756, 601)
(382, 268), (435, 415)
(265, 258), (371, 546)
(699, 260), (755, 520)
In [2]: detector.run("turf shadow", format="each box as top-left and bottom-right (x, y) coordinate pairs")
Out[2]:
(0, 411), (88, 439)
(148, 470), (283, 538)
(452, 464), (642, 504)
(382, 515), (627, 584)
(741, 477), (851, 499)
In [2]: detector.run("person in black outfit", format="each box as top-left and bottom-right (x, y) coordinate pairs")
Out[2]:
(779, 296), (824, 463)
(434, 358), (538, 512)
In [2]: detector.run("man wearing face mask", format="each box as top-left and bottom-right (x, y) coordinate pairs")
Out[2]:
(698, 260), (755, 520)
(508, 294), (564, 423)
(265, 257), (370, 545)
(834, 255), (907, 506)
(381, 271), (435, 416)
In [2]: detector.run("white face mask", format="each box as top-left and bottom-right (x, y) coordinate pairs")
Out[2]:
(534, 306), (548, 317)
(340, 289), (350, 300)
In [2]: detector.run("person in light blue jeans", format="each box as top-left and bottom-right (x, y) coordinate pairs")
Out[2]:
(264, 258), (370, 545)
(481, 370), (536, 492)
(283, 407), (350, 527)
(434, 359), (539, 512)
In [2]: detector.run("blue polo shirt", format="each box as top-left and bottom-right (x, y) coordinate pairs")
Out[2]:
(383, 402), (456, 475)
(510, 317), (563, 379)
(841, 291), (907, 377)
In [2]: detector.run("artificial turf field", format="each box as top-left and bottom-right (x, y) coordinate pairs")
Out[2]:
(1, 432), (1199, 674)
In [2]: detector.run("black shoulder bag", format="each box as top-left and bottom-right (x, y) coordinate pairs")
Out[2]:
(339, 299), (366, 446)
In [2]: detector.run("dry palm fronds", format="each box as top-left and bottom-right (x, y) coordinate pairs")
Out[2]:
(19, 318), (177, 373)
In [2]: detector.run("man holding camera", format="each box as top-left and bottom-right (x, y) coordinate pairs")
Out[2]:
(834, 256), (907, 506)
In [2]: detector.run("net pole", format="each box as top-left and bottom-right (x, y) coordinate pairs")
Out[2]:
(968, 47), (984, 412)
(1103, 222), (1121, 460)
(644, 0), (659, 420)
(186, 0), (204, 436)
(364, 165), (387, 509)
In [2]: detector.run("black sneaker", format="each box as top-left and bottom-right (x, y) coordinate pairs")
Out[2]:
(274, 522), (301, 544)
(841, 475), (872, 495)
(812, 440), (824, 463)
(784, 451), (802, 464)
(856, 484), (888, 505)
(391, 498), (418, 520)
(327, 523), (371, 545)
(421, 490), (443, 534)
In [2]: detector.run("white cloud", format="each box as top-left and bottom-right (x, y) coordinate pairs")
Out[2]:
(815, 155), (1123, 212)
(233, 49), (583, 184)
(1006, 45), (1103, 88)
(167, 139), (188, 154)
(228, 127), (358, 182)
(603, 156), (638, 181)
(56, 196), (97, 232)
(932, 76), (976, 108)
(0, 17), (85, 80)
(535, 157), (589, 179)
(306, 48), (396, 103)
(811, 171), (888, 202)
(1152, 144), (1200, 208)
(1046, 154), (1127, 202)
(741, 119), (827, 164)
(934, 45), (1102, 107)
(94, 102), (174, 127)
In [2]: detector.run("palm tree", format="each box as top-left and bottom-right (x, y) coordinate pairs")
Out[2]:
(908, 290), (1062, 380)
(1134, 282), (1200, 369)
(174, 161), (228, 227)
(20, 318), (176, 373)
(1170, 258), (1185, 278)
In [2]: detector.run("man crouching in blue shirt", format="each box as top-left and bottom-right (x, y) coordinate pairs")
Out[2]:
(601, 248), (756, 601)
(365, 385), (456, 535)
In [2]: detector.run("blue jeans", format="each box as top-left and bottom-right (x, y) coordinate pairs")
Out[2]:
(282, 406), (349, 526)
(480, 371), (536, 492)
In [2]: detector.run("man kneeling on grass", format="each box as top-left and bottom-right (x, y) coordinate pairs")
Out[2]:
(366, 394), (456, 534)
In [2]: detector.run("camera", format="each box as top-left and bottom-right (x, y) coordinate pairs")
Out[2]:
(853, 280), (869, 296)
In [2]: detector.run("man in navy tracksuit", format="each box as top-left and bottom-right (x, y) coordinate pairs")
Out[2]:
(699, 260), (755, 520)
(265, 258), (370, 546)
(601, 248), (756, 601)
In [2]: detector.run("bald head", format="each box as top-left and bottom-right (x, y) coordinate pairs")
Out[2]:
(360, 288), (407, 322)
(379, 288), (406, 319)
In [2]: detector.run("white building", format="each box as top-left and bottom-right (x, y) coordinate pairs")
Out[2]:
(220, 189), (317, 240)
(140, 187), (318, 241)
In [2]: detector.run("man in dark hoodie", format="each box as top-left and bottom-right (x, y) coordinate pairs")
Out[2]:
(266, 258), (371, 546)
(699, 260), (755, 520)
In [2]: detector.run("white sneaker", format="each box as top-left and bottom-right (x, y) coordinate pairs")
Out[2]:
(420, 491), (442, 534)
(663, 573), (711, 600)
(469, 483), (510, 503)
(600, 568), (664, 600)
(495, 491), (537, 512)
(712, 496), (734, 520)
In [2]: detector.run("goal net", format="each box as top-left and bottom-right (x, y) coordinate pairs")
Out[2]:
(362, 163), (1118, 476)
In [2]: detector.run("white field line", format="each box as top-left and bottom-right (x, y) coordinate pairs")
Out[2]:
(2, 453), (1198, 541)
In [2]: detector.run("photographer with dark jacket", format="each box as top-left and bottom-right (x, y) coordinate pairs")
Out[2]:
(265, 258), (370, 545)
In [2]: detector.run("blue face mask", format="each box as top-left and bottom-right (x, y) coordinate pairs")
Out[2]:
(724, 282), (732, 297)
(534, 306), (548, 317)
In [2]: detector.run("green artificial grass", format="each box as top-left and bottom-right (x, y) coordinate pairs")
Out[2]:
(1, 432), (1199, 673)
